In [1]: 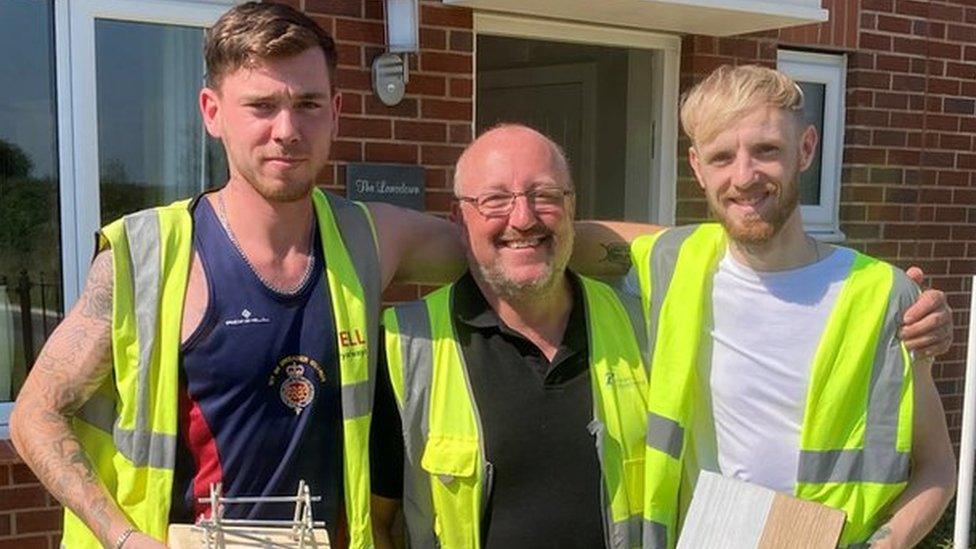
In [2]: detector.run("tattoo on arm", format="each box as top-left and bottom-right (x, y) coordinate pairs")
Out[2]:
(599, 242), (632, 269)
(78, 251), (113, 321)
(867, 524), (892, 545)
(12, 249), (122, 544)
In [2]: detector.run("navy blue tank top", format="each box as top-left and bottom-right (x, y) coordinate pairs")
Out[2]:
(171, 197), (343, 542)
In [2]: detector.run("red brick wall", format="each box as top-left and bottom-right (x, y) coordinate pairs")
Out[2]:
(294, 0), (475, 301)
(845, 0), (975, 443)
(676, 0), (976, 445)
(0, 441), (62, 548)
(779, 0), (859, 48)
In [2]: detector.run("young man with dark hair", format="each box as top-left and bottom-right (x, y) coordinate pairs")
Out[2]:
(11, 3), (459, 548)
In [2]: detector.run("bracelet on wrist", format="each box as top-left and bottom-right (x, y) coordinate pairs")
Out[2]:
(112, 527), (135, 549)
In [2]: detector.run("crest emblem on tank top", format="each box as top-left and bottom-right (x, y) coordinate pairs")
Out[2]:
(270, 355), (326, 414)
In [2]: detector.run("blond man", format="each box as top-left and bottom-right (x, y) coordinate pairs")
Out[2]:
(638, 65), (955, 548)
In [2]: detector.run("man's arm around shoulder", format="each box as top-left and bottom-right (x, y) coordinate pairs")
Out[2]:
(570, 220), (666, 278)
(366, 202), (465, 288)
(10, 250), (165, 548)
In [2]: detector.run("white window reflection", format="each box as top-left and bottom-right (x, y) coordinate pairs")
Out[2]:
(0, 0), (62, 405)
(95, 18), (226, 225)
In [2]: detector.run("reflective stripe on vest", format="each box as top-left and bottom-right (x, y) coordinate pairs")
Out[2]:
(383, 276), (650, 549)
(64, 190), (379, 549)
(634, 224), (914, 548)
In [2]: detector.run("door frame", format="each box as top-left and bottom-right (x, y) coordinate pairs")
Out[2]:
(55, 0), (236, 308)
(473, 12), (681, 225)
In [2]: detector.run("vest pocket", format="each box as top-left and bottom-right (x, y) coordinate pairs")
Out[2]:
(421, 436), (479, 482)
(421, 436), (481, 547)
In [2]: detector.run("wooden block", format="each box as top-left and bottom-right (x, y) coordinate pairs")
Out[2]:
(677, 471), (845, 549)
(759, 493), (847, 549)
(168, 524), (330, 548)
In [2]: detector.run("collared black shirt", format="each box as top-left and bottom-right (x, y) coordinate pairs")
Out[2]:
(370, 272), (605, 548)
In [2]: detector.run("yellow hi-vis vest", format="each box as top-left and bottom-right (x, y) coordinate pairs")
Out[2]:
(382, 276), (650, 549)
(633, 224), (915, 548)
(62, 189), (380, 548)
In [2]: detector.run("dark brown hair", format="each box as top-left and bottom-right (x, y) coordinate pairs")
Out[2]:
(204, 1), (338, 89)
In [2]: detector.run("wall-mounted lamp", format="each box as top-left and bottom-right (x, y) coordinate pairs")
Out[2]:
(372, 0), (419, 106)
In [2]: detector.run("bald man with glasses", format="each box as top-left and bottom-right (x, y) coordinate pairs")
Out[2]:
(369, 124), (652, 549)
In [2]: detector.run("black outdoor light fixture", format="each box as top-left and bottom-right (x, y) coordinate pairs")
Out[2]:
(372, 0), (420, 106)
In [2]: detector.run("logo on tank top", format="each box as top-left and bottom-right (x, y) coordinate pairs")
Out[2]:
(268, 355), (326, 414)
(224, 308), (271, 326)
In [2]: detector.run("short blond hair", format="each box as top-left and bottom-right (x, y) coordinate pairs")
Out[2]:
(680, 65), (804, 148)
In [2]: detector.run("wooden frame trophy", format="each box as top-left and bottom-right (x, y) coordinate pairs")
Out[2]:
(168, 480), (330, 548)
(677, 471), (846, 549)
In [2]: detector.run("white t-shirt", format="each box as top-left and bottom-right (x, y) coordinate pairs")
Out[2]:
(708, 245), (855, 493)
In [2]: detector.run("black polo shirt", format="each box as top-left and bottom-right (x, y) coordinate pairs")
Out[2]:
(370, 272), (605, 548)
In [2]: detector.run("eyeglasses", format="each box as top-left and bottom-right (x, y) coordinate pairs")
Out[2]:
(455, 187), (575, 217)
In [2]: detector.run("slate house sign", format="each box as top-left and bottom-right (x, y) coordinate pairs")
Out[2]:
(345, 162), (425, 211)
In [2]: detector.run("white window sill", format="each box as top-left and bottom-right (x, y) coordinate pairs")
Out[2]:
(808, 228), (846, 243)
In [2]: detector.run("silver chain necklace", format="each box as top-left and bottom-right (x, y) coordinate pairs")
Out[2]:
(215, 192), (315, 295)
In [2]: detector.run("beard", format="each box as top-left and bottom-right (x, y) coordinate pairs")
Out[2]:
(471, 228), (574, 301)
(251, 177), (316, 203)
(233, 150), (319, 204)
(709, 172), (801, 246)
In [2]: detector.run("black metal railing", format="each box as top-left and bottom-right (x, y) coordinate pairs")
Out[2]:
(0, 269), (64, 369)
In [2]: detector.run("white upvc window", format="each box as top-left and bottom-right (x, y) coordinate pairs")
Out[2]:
(777, 49), (847, 242)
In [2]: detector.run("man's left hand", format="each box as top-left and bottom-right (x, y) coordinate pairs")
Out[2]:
(901, 267), (953, 359)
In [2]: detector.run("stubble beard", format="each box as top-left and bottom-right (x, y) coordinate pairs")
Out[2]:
(253, 178), (316, 203)
(473, 230), (575, 302)
(711, 173), (801, 246)
(245, 164), (318, 204)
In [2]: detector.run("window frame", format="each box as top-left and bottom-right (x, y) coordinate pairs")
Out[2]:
(59, 0), (238, 309)
(777, 49), (847, 242)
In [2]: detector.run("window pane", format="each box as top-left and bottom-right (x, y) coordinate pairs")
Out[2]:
(797, 81), (825, 206)
(95, 19), (225, 225)
(0, 0), (61, 402)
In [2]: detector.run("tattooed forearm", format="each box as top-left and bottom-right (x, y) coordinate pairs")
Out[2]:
(21, 413), (115, 541)
(10, 248), (128, 546)
(599, 242), (633, 269)
(14, 393), (119, 543)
